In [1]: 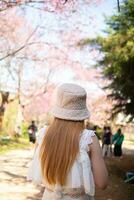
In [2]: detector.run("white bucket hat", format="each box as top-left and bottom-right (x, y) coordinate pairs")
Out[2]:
(52, 83), (90, 121)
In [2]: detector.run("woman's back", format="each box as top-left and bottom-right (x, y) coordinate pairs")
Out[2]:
(44, 130), (94, 186)
(27, 83), (108, 200)
(41, 128), (95, 200)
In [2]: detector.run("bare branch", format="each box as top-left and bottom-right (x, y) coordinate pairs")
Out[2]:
(25, 25), (39, 44)
(0, 25), (39, 62)
(0, 41), (40, 61)
(0, 0), (45, 12)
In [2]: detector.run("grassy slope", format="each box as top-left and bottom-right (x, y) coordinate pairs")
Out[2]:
(0, 137), (30, 155)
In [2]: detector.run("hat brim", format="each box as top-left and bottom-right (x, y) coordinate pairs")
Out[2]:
(51, 106), (90, 121)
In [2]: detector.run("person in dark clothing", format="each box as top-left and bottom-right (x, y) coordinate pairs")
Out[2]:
(112, 128), (124, 157)
(102, 126), (107, 148)
(28, 121), (38, 143)
(102, 126), (112, 157)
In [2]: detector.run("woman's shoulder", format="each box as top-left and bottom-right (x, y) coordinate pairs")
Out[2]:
(80, 129), (95, 151)
(81, 129), (95, 138)
(36, 126), (48, 145)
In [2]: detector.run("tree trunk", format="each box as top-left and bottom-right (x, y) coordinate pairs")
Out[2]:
(117, 0), (120, 12)
(0, 91), (9, 131)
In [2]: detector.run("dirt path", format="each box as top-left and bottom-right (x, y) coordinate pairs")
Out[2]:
(0, 148), (44, 200)
(0, 141), (134, 200)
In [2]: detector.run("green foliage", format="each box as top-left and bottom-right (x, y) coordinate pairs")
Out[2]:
(3, 99), (19, 135)
(0, 122), (29, 154)
(96, 127), (103, 140)
(0, 136), (11, 145)
(0, 136), (29, 154)
(82, 0), (134, 120)
(21, 122), (29, 139)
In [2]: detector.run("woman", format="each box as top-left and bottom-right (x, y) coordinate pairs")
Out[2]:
(112, 128), (124, 158)
(27, 83), (108, 200)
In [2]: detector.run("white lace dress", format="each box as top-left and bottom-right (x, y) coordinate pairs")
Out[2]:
(27, 128), (95, 200)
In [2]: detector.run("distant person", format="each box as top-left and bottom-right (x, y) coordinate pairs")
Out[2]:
(112, 128), (124, 158)
(102, 126), (112, 157)
(27, 83), (108, 200)
(102, 126), (107, 148)
(28, 121), (38, 143)
(15, 126), (22, 137)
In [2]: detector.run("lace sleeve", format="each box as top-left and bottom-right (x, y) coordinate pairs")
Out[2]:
(80, 129), (95, 152)
(27, 127), (47, 184)
(36, 127), (46, 145)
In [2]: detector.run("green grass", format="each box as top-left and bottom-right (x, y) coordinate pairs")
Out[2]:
(0, 137), (30, 155)
(0, 124), (31, 155)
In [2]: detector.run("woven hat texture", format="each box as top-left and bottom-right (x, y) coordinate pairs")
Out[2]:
(52, 83), (90, 121)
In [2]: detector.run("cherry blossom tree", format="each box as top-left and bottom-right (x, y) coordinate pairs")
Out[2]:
(0, 0), (114, 130)
(0, 1), (106, 13)
(0, 10), (40, 129)
(88, 95), (113, 127)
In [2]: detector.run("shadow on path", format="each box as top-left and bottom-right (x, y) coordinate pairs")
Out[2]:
(26, 186), (44, 200)
(2, 171), (26, 180)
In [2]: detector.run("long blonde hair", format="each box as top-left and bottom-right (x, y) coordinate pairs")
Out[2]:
(40, 118), (84, 186)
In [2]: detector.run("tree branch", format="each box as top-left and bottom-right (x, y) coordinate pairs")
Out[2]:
(0, 25), (39, 61)
(0, 0), (45, 12)
(0, 42), (33, 61)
